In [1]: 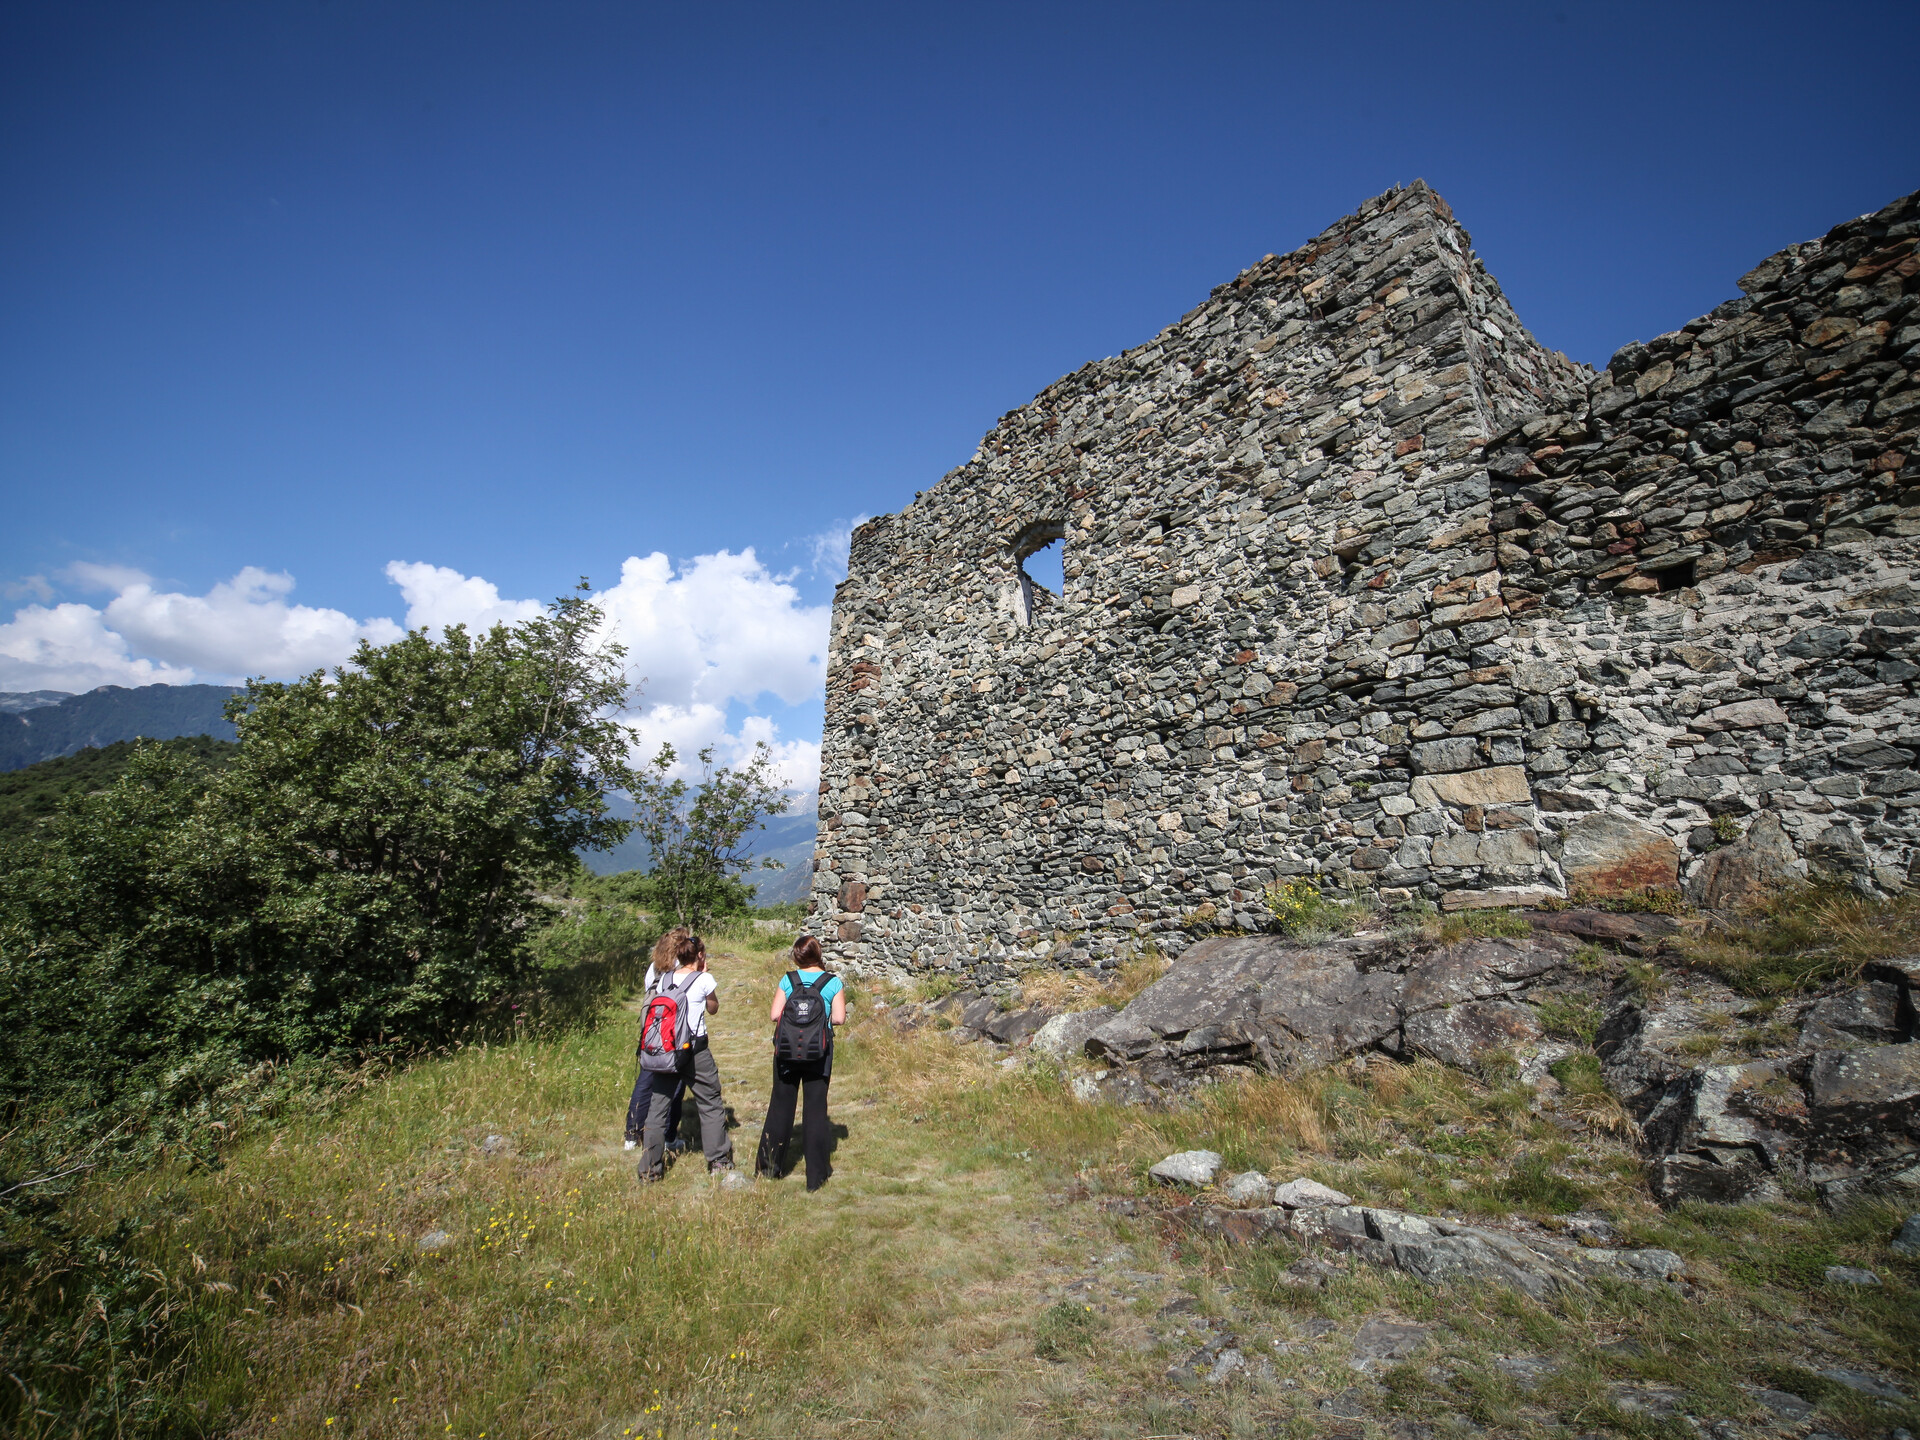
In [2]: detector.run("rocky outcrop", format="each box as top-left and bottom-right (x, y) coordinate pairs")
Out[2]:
(1599, 961), (1920, 1204)
(1081, 930), (1591, 1086)
(1075, 924), (1920, 1207)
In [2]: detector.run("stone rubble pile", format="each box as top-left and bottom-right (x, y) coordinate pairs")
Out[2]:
(1151, 1166), (1688, 1298)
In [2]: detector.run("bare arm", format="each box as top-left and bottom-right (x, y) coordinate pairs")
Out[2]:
(830, 991), (847, 1026)
(769, 989), (787, 1023)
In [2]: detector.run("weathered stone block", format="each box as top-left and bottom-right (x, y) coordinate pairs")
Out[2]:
(1560, 813), (1681, 896)
(1410, 766), (1533, 808)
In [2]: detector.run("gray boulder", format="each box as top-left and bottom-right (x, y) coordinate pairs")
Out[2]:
(1272, 1177), (1353, 1209)
(1824, 1265), (1880, 1286)
(1149, 1150), (1223, 1186)
(1031, 1006), (1118, 1059)
(1219, 1170), (1272, 1208)
(1893, 1212), (1920, 1257)
(982, 1006), (1055, 1045)
(1082, 932), (1585, 1090)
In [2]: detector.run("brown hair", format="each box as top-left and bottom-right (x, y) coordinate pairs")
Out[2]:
(651, 926), (689, 971)
(790, 935), (826, 970)
(673, 932), (703, 967)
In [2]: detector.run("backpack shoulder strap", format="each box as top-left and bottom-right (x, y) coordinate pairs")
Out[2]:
(785, 970), (804, 992)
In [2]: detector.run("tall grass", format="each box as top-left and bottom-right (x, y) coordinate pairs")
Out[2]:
(1675, 878), (1920, 995)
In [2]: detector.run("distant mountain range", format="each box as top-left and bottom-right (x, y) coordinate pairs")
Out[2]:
(0, 685), (240, 772)
(578, 804), (819, 905)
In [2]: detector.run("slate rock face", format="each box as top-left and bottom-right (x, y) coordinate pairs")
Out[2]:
(1559, 814), (1682, 898)
(1687, 813), (1800, 909)
(1031, 1007), (1118, 1059)
(1604, 967), (1920, 1205)
(1082, 931), (1589, 1086)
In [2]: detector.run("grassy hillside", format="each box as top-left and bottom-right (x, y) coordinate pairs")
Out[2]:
(0, 735), (238, 847)
(8, 923), (1913, 1440)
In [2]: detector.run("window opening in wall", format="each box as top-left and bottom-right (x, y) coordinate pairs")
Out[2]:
(1012, 518), (1067, 628)
(1023, 537), (1064, 596)
(1656, 559), (1696, 593)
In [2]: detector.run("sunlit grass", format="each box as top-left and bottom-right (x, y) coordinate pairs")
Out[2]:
(9, 923), (1918, 1439)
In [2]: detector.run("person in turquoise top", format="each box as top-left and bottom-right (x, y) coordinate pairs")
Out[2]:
(754, 935), (845, 1190)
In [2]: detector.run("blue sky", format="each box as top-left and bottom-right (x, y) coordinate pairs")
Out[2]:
(3, 1), (1916, 787)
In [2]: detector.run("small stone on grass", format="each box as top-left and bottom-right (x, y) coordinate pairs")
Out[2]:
(1823, 1264), (1880, 1286)
(1150, 1150), (1223, 1186)
(1272, 1177), (1352, 1208)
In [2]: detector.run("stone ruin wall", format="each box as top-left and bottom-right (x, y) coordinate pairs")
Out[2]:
(810, 181), (1920, 982)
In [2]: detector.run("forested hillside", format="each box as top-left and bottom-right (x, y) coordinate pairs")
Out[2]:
(0, 683), (239, 771)
(0, 736), (238, 847)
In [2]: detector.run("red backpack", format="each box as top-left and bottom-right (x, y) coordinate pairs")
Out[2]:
(638, 969), (700, 1073)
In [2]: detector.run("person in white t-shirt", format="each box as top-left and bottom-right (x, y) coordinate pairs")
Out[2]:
(636, 932), (734, 1181)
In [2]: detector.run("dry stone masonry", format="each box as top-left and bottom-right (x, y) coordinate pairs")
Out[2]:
(812, 182), (1920, 982)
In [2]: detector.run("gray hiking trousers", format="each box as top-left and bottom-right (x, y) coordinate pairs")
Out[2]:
(639, 1041), (732, 1177)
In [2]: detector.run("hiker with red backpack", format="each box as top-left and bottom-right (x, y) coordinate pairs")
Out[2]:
(625, 927), (690, 1152)
(634, 932), (735, 1181)
(754, 935), (845, 1191)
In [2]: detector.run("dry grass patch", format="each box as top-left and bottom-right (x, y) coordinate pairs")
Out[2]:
(1675, 878), (1920, 995)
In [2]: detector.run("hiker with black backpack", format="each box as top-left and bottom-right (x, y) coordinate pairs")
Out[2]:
(754, 935), (845, 1191)
(634, 932), (735, 1182)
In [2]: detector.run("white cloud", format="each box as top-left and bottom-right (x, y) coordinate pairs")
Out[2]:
(62, 561), (156, 594)
(385, 561), (545, 634)
(0, 601), (197, 692)
(3, 575), (56, 603)
(596, 549), (829, 713)
(102, 568), (404, 679)
(804, 517), (867, 581)
(0, 567), (401, 691)
(628, 703), (820, 803)
(0, 547), (831, 799)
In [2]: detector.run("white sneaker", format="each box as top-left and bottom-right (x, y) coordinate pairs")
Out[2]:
(623, 1139), (637, 1151)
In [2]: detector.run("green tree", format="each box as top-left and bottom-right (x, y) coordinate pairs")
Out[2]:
(628, 742), (789, 927)
(0, 586), (638, 1113)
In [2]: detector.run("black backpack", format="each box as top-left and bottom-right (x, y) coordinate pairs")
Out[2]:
(774, 970), (833, 1062)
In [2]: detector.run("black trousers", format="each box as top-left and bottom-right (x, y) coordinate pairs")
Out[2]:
(755, 1054), (832, 1190)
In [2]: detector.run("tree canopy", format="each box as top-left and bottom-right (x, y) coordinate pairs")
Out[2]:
(0, 588), (637, 1115)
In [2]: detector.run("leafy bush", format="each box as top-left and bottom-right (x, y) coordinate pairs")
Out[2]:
(0, 591), (636, 1122)
(1265, 878), (1368, 938)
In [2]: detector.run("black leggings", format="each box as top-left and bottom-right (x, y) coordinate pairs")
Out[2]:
(755, 1055), (832, 1190)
